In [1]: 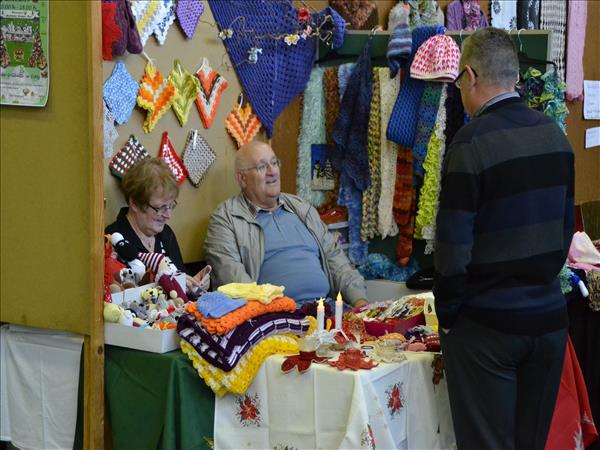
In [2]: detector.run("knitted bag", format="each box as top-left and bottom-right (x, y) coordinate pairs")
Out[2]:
(109, 135), (150, 178)
(208, 0), (323, 138)
(195, 57), (229, 129)
(103, 60), (139, 125)
(168, 59), (201, 126)
(176, 0), (204, 39)
(182, 130), (216, 187)
(159, 131), (188, 184)
(410, 34), (460, 82)
(137, 62), (176, 133)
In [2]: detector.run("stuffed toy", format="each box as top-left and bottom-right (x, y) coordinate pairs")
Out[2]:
(104, 302), (125, 322)
(115, 267), (137, 289)
(110, 232), (146, 282)
(157, 273), (189, 303)
(141, 286), (163, 305)
(104, 234), (127, 299)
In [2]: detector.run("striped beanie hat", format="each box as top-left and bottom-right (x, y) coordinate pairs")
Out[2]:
(386, 4), (411, 78)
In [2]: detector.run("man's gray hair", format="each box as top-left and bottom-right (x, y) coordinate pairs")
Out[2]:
(460, 28), (519, 89)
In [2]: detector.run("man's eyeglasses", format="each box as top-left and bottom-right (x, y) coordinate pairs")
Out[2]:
(239, 158), (282, 174)
(454, 66), (478, 89)
(147, 200), (178, 215)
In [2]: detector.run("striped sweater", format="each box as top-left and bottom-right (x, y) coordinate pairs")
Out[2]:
(433, 96), (574, 335)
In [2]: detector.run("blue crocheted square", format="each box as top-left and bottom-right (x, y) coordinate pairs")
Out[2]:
(103, 61), (139, 125)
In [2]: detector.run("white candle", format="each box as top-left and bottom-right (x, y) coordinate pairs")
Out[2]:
(335, 291), (343, 330)
(316, 298), (325, 332)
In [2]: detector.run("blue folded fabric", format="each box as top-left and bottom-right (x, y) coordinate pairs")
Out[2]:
(196, 292), (247, 318)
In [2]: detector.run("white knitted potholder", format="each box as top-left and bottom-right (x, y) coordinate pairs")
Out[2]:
(182, 130), (216, 187)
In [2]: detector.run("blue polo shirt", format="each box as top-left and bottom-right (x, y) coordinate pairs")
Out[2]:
(255, 206), (330, 305)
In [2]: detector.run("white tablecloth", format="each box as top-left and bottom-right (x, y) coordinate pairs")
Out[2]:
(215, 351), (455, 450)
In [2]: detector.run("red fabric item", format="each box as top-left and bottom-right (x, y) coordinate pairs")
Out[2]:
(545, 337), (598, 450)
(104, 235), (126, 302)
(102, 1), (122, 61)
(159, 132), (188, 185)
(157, 273), (189, 303)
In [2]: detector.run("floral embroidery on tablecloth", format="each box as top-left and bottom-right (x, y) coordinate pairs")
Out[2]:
(235, 392), (261, 427)
(273, 445), (298, 450)
(385, 382), (405, 417)
(361, 423), (376, 450)
(432, 354), (445, 385)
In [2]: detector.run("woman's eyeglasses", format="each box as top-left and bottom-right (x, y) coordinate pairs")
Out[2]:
(147, 200), (178, 215)
(239, 158), (282, 174)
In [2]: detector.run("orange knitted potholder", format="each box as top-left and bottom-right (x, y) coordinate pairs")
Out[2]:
(225, 98), (262, 148)
(137, 62), (176, 133)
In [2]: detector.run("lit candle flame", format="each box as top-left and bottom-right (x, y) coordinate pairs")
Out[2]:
(336, 291), (342, 302)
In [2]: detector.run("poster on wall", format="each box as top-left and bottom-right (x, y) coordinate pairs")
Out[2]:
(0, 0), (49, 107)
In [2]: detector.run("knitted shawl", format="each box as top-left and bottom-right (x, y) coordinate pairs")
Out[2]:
(387, 25), (445, 148)
(378, 67), (400, 239)
(540, 0), (567, 82)
(411, 83), (443, 183)
(565, 0), (587, 102)
(445, 0), (488, 31)
(490, 0), (516, 30)
(323, 67), (340, 145)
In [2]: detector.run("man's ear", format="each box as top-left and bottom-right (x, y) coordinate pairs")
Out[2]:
(466, 66), (477, 88)
(235, 170), (246, 188)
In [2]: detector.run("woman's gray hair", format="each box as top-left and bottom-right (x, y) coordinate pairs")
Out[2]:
(460, 28), (519, 89)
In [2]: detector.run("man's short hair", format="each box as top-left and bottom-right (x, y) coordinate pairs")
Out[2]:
(460, 28), (519, 89)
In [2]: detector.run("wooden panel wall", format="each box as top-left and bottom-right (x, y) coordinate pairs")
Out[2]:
(276, 0), (598, 204)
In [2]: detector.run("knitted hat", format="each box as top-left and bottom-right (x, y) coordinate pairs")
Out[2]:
(137, 252), (165, 274)
(182, 130), (216, 187)
(168, 59), (201, 126)
(386, 4), (411, 79)
(195, 57), (229, 129)
(225, 99), (262, 148)
(103, 60), (139, 125)
(109, 135), (150, 178)
(176, 0), (204, 39)
(159, 131), (188, 184)
(410, 34), (460, 82)
(137, 62), (176, 133)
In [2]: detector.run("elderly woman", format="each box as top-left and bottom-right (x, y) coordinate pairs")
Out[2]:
(105, 157), (208, 293)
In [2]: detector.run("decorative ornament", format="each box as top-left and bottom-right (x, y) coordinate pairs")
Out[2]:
(182, 130), (216, 187)
(137, 62), (176, 133)
(130, 0), (169, 46)
(153, 0), (176, 45)
(109, 135), (150, 179)
(225, 97), (262, 148)
(281, 351), (329, 374)
(247, 47), (263, 64)
(103, 100), (119, 159)
(103, 60), (139, 125)
(176, 0), (205, 39)
(195, 57), (229, 129)
(284, 34), (300, 46)
(168, 59), (201, 126)
(159, 131), (188, 184)
(218, 28), (233, 40)
(327, 348), (378, 371)
(102, 1), (122, 61)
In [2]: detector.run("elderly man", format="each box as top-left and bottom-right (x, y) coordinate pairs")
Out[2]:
(204, 140), (368, 307)
(434, 28), (574, 449)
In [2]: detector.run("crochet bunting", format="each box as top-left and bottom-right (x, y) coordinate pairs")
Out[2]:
(130, 0), (168, 46)
(169, 59), (201, 126)
(225, 100), (262, 148)
(102, 1), (122, 61)
(109, 135), (150, 179)
(103, 60), (139, 125)
(112, 0), (143, 56)
(154, 0), (176, 45)
(159, 131), (188, 184)
(137, 62), (176, 133)
(176, 0), (204, 39)
(195, 57), (229, 129)
(183, 130), (216, 187)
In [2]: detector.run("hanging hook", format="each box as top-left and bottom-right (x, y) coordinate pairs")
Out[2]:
(459, 29), (464, 46)
(141, 50), (154, 65)
(517, 28), (525, 52)
(238, 93), (244, 111)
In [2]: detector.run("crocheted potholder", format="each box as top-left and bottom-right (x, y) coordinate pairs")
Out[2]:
(159, 131), (188, 184)
(195, 57), (229, 129)
(103, 100), (119, 159)
(102, 1), (122, 61)
(137, 62), (176, 133)
(109, 135), (150, 178)
(169, 60), (201, 126)
(176, 0), (204, 39)
(153, 0), (176, 45)
(225, 100), (262, 148)
(182, 130), (216, 187)
(130, 0), (168, 46)
(103, 61), (139, 125)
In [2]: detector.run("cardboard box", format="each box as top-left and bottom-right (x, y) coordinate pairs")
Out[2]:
(104, 273), (186, 353)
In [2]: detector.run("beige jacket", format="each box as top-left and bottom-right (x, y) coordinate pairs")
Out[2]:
(204, 192), (367, 304)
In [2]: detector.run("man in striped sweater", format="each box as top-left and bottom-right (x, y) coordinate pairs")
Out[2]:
(434, 28), (574, 450)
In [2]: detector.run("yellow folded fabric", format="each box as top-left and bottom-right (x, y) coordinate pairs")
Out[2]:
(217, 282), (285, 304)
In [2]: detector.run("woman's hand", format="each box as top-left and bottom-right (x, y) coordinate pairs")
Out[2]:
(186, 265), (212, 295)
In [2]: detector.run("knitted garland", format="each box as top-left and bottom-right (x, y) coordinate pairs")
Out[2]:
(377, 67), (400, 239)
(137, 62), (176, 133)
(195, 58), (229, 129)
(168, 60), (201, 126)
(130, 0), (168, 47)
(176, 0), (204, 39)
(296, 67), (326, 207)
(153, 0), (176, 45)
(225, 101), (262, 148)
(360, 69), (381, 242)
(159, 131), (188, 184)
(182, 130), (216, 187)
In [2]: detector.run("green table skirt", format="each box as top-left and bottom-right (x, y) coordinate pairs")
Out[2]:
(105, 345), (214, 450)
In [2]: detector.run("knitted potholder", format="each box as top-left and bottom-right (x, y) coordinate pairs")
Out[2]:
(182, 130), (216, 187)
(103, 100), (119, 159)
(102, 1), (122, 61)
(130, 0), (168, 46)
(153, 0), (176, 45)
(225, 100), (262, 148)
(176, 0), (204, 39)
(137, 62), (176, 133)
(103, 60), (139, 125)
(169, 60), (201, 126)
(195, 57), (229, 129)
(159, 131), (188, 184)
(109, 135), (150, 178)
